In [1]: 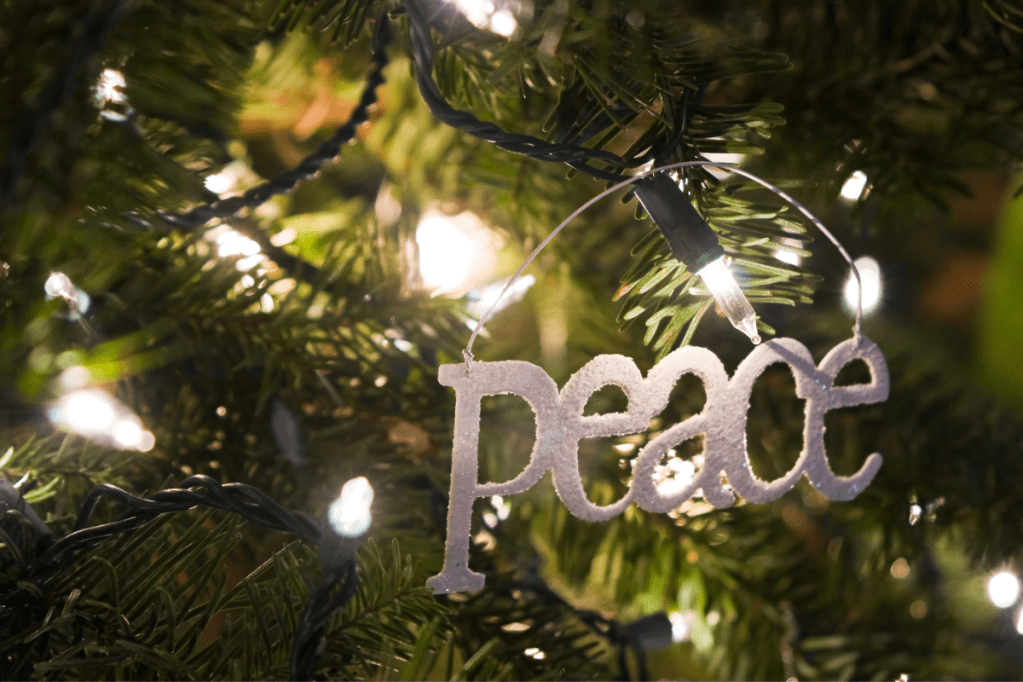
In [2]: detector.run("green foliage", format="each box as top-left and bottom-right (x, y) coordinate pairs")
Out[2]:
(3, 0), (1023, 679)
(978, 185), (1023, 401)
(1, 502), (446, 680)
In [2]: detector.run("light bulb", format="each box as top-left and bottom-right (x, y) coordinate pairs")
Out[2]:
(328, 477), (374, 538)
(49, 388), (155, 451)
(696, 257), (761, 344)
(840, 171), (868, 200)
(416, 213), (474, 293)
(988, 570), (1020, 608)
(668, 610), (694, 643)
(843, 256), (882, 315)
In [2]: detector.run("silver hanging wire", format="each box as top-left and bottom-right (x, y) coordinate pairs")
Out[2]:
(463, 160), (865, 369)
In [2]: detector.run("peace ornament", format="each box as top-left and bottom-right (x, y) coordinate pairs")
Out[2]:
(426, 335), (889, 594)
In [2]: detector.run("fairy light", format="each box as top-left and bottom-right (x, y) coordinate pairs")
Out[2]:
(987, 570), (1020, 608)
(44, 271), (91, 321)
(843, 256), (882, 315)
(444, 0), (519, 36)
(49, 388), (155, 452)
(668, 610), (694, 643)
(697, 257), (761, 344)
(328, 477), (374, 538)
(58, 366), (92, 391)
(44, 272), (75, 301)
(212, 228), (263, 272)
(840, 171), (868, 201)
(415, 211), (476, 293)
(95, 69), (127, 105)
(634, 174), (760, 344)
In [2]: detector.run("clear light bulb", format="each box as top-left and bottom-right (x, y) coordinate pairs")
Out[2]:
(988, 570), (1021, 608)
(48, 388), (155, 451)
(696, 257), (761, 344)
(328, 477), (374, 538)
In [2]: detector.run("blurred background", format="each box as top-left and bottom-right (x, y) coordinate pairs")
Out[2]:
(2, 0), (1023, 679)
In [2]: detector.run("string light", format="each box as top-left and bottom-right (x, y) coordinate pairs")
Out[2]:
(840, 171), (868, 200)
(328, 476), (374, 538)
(48, 388), (155, 452)
(215, 229), (262, 271)
(443, 0), (519, 36)
(203, 161), (261, 199)
(633, 174), (760, 344)
(44, 272), (91, 321)
(416, 212), (474, 292)
(415, 210), (500, 295)
(696, 257), (761, 344)
(988, 570), (1020, 608)
(668, 610), (695, 643)
(843, 256), (882, 315)
(94, 69), (127, 105)
(93, 68), (133, 121)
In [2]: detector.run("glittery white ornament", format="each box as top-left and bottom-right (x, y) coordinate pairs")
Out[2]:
(426, 335), (889, 594)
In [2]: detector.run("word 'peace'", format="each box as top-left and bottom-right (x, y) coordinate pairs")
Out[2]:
(426, 337), (888, 593)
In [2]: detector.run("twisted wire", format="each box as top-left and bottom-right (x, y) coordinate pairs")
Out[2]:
(33, 475), (323, 585)
(289, 560), (360, 681)
(158, 14), (392, 231)
(2, 474), (363, 681)
(402, 0), (630, 181)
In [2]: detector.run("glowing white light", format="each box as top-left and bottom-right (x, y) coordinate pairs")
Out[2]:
(204, 172), (235, 196)
(393, 338), (413, 352)
(112, 419), (143, 448)
(49, 388), (156, 451)
(774, 250), (801, 266)
(489, 9), (517, 35)
(59, 366), (92, 391)
(843, 256), (882, 315)
(988, 571), (1021, 608)
(44, 272), (76, 301)
(45, 273), (91, 320)
(445, 0), (518, 35)
(95, 69), (127, 105)
(217, 230), (261, 258)
(375, 186), (402, 226)
(840, 171), (868, 200)
(61, 389), (115, 434)
(328, 476), (374, 538)
(523, 647), (545, 660)
(668, 610), (694, 643)
(204, 161), (251, 197)
(667, 457), (696, 480)
(490, 494), (511, 521)
(135, 430), (156, 452)
(696, 257), (760, 344)
(416, 212), (474, 293)
(270, 227), (297, 246)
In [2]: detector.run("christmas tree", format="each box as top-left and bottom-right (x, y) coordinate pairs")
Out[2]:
(3, 0), (1023, 678)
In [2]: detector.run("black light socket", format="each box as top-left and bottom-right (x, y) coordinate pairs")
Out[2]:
(633, 173), (724, 272)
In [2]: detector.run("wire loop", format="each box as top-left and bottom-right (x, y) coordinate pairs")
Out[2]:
(464, 161), (864, 367)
